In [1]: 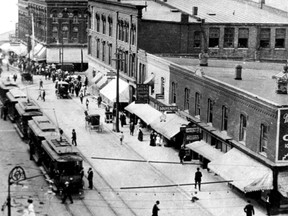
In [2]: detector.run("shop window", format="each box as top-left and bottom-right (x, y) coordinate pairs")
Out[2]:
(260, 28), (270, 48)
(275, 28), (285, 48)
(260, 124), (268, 154)
(184, 88), (190, 111)
(171, 82), (177, 104)
(193, 31), (201, 48)
(209, 27), (220, 48)
(195, 92), (201, 117)
(238, 28), (249, 48)
(221, 105), (228, 131)
(207, 98), (213, 124)
(224, 28), (234, 48)
(239, 114), (247, 143)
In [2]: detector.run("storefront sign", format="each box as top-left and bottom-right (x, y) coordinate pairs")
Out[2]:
(156, 94), (164, 99)
(159, 106), (178, 112)
(183, 124), (202, 144)
(277, 108), (288, 161)
(135, 84), (149, 104)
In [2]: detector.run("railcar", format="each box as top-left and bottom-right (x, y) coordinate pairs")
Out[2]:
(0, 79), (18, 103)
(6, 88), (27, 122)
(14, 99), (43, 139)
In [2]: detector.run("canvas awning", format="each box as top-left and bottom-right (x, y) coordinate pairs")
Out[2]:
(150, 113), (188, 139)
(9, 43), (27, 56)
(278, 171), (288, 197)
(144, 73), (155, 85)
(34, 47), (46, 61)
(96, 75), (108, 90)
(46, 47), (88, 63)
(186, 140), (224, 162)
(125, 102), (162, 125)
(100, 78), (129, 103)
(209, 148), (273, 192)
(91, 72), (103, 84)
(30, 43), (43, 59)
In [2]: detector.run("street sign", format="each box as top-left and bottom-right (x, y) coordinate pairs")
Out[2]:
(156, 94), (164, 99)
(135, 84), (149, 104)
(159, 106), (178, 112)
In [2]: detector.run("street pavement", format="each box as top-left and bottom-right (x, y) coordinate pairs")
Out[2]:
(1, 58), (287, 215)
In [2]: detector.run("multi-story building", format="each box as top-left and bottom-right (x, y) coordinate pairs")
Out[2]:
(18, 0), (89, 71)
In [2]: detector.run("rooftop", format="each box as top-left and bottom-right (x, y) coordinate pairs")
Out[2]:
(163, 57), (288, 106)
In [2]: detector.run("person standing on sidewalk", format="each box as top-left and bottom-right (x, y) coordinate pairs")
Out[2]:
(71, 129), (77, 146)
(79, 92), (84, 104)
(86, 98), (89, 110)
(39, 79), (43, 89)
(87, 167), (93, 189)
(152, 200), (160, 216)
(194, 167), (202, 191)
(244, 200), (255, 216)
(97, 95), (102, 107)
(178, 146), (186, 164)
(120, 132), (124, 145)
(42, 89), (46, 102)
(129, 121), (135, 136)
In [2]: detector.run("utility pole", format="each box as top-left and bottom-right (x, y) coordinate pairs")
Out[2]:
(115, 49), (120, 133)
(31, 13), (35, 60)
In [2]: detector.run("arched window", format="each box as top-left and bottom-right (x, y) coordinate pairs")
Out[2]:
(239, 114), (247, 142)
(184, 87), (190, 111)
(171, 82), (177, 104)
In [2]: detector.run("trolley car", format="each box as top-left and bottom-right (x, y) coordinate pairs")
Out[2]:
(0, 79), (18, 103)
(14, 99), (43, 139)
(6, 88), (27, 122)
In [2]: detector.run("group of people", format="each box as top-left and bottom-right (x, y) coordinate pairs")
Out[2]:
(149, 131), (163, 147)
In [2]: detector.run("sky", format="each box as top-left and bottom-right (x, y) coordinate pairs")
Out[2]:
(0, 0), (18, 34)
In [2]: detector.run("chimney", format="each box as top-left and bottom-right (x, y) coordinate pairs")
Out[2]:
(181, 13), (189, 23)
(192, 6), (198, 16)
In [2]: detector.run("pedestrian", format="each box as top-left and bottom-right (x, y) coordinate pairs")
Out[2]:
(62, 181), (73, 204)
(138, 127), (143, 141)
(87, 167), (93, 189)
(266, 193), (271, 216)
(42, 89), (46, 102)
(244, 200), (255, 216)
(120, 112), (126, 127)
(97, 95), (102, 107)
(71, 129), (77, 146)
(37, 89), (42, 100)
(84, 75), (88, 87)
(39, 79), (43, 89)
(120, 131), (124, 145)
(27, 198), (36, 216)
(152, 200), (160, 216)
(155, 134), (161, 146)
(191, 191), (199, 202)
(79, 92), (84, 104)
(2, 104), (7, 121)
(13, 73), (17, 82)
(86, 98), (89, 110)
(178, 146), (186, 164)
(194, 167), (202, 191)
(129, 121), (135, 136)
(59, 128), (64, 142)
(150, 131), (156, 146)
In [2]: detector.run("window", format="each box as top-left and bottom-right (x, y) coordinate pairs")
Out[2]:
(131, 24), (136, 45)
(124, 22), (129, 42)
(72, 27), (78, 43)
(238, 28), (249, 48)
(52, 26), (58, 43)
(96, 14), (100, 32)
(275, 28), (285, 48)
(130, 54), (135, 77)
(73, 11), (79, 24)
(102, 15), (106, 34)
(224, 28), (234, 48)
(51, 10), (58, 23)
(62, 25), (68, 42)
(195, 92), (201, 117)
(96, 39), (100, 58)
(102, 41), (106, 62)
(207, 99), (213, 123)
(260, 28), (270, 48)
(161, 77), (165, 95)
(108, 16), (113, 36)
(239, 114), (247, 142)
(124, 51), (128, 74)
(260, 124), (268, 153)
(171, 82), (177, 104)
(221, 106), (228, 131)
(209, 28), (220, 48)
(88, 36), (91, 54)
(184, 88), (190, 111)
(118, 21), (123, 40)
(108, 44), (112, 65)
(193, 31), (201, 48)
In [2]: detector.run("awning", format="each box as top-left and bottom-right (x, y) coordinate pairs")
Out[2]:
(96, 75), (108, 90)
(34, 47), (46, 61)
(144, 73), (155, 85)
(186, 140), (224, 161)
(209, 148), (273, 192)
(150, 113), (189, 139)
(46, 47), (88, 63)
(125, 102), (162, 125)
(100, 78), (129, 103)
(30, 43), (43, 59)
(272, 71), (287, 80)
(210, 130), (232, 141)
(9, 43), (27, 56)
(278, 172), (288, 197)
(91, 72), (103, 84)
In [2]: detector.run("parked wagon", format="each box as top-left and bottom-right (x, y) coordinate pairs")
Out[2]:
(104, 111), (113, 123)
(21, 72), (33, 83)
(85, 114), (102, 132)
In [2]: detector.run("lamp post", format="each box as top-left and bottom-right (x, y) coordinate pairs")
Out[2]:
(114, 50), (120, 133)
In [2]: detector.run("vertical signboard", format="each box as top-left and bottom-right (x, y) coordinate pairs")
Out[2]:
(135, 84), (149, 104)
(277, 108), (288, 161)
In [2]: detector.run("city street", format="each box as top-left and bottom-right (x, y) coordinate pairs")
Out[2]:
(0, 64), (277, 215)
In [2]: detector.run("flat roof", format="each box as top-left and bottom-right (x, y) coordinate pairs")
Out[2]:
(123, 0), (288, 24)
(163, 57), (288, 106)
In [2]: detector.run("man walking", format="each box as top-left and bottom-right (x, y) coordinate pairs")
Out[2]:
(87, 167), (93, 189)
(42, 89), (46, 102)
(152, 200), (160, 216)
(194, 167), (202, 191)
(39, 79), (43, 89)
(129, 121), (135, 136)
(120, 132), (124, 145)
(244, 200), (255, 216)
(62, 181), (73, 204)
(71, 129), (77, 146)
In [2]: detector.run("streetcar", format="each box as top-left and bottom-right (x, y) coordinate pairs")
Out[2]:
(14, 99), (43, 139)
(56, 81), (69, 99)
(0, 79), (18, 103)
(6, 88), (27, 122)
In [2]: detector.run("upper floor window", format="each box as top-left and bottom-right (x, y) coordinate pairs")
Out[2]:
(260, 28), (270, 48)
(161, 77), (165, 95)
(108, 43), (112, 65)
(102, 15), (106, 34)
(51, 10), (58, 23)
(72, 27), (78, 43)
(209, 27), (220, 48)
(238, 28), (249, 48)
(275, 28), (285, 48)
(96, 14), (100, 32)
(239, 114), (247, 142)
(224, 28), (234, 48)
(193, 31), (201, 48)
(124, 22), (129, 42)
(102, 41), (106, 62)
(73, 11), (79, 24)
(260, 124), (268, 154)
(96, 39), (100, 58)
(184, 88), (190, 111)
(131, 24), (136, 45)
(195, 92), (201, 117)
(171, 82), (177, 104)
(108, 16), (113, 36)
(207, 98), (213, 123)
(221, 106), (228, 131)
